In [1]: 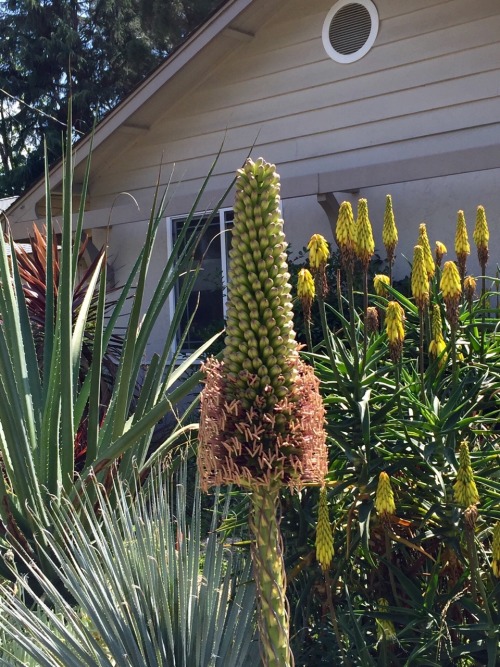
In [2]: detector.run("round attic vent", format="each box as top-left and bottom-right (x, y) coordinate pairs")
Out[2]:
(322, 0), (379, 63)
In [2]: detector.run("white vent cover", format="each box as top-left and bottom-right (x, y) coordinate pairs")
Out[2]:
(322, 0), (379, 63)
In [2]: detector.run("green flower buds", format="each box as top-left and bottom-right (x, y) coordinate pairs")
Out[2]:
(355, 198), (375, 269)
(473, 205), (489, 270)
(224, 158), (296, 406)
(440, 261), (462, 327)
(417, 223), (435, 280)
(411, 245), (429, 311)
(199, 158), (328, 491)
(315, 487), (334, 571)
(375, 471), (396, 517)
(336, 201), (356, 271)
(455, 210), (470, 281)
(382, 194), (398, 266)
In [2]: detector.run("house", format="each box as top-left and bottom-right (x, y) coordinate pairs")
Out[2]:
(5, 0), (500, 358)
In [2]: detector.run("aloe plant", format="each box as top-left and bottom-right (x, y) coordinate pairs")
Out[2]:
(0, 462), (257, 666)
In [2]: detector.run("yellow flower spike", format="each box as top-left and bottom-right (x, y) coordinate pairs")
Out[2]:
(375, 471), (396, 517)
(418, 223), (435, 279)
(376, 598), (397, 645)
(308, 234), (330, 272)
(429, 304), (447, 367)
(297, 268), (315, 322)
(473, 205), (489, 270)
(453, 440), (479, 508)
(382, 194), (398, 265)
(455, 210), (470, 281)
(355, 198), (375, 269)
(463, 275), (476, 305)
(315, 487), (334, 571)
(373, 274), (390, 297)
(435, 241), (447, 267)
(385, 301), (405, 362)
(336, 201), (356, 270)
(440, 260), (462, 327)
(492, 522), (500, 578)
(411, 245), (429, 311)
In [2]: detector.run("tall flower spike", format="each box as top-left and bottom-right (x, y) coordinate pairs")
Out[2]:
(386, 301), (405, 362)
(464, 275), (476, 306)
(473, 205), (489, 270)
(307, 233), (329, 298)
(418, 223), (435, 279)
(336, 201), (356, 272)
(440, 261), (462, 327)
(355, 198), (375, 269)
(382, 194), (398, 266)
(411, 245), (429, 311)
(429, 304), (447, 367)
(375, 471), (396, 517)
(316, 487), (334, 571)
(366, 306), (379, 334)
(373, 274), (390, 297)
(435, 241), (447, 268)
(492, 522), (500, 578)
(297, 268), (315, 322)
(455, 210), (470, 281)
(199, 158), (328, 667)
(376, 599), (397, 645)
(453, 440), (479, 508)
(200, 157), (327, 488)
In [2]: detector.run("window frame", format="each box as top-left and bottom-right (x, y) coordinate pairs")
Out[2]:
(166, 207), (233, 353)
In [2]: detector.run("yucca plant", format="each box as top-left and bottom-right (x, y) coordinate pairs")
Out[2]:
(0, 104), (233, 577)
(0, 461), (257, 666)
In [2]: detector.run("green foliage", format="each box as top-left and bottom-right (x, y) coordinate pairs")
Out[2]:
(0, 111), (230, 578)
(0, 0), (220, 195)
(284, 212), (500, 666)
(0, 462), (257, 666)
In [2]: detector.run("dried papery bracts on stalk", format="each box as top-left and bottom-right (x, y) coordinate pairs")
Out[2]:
(199, 158), (327, 667)
(366, 306), (379, 334)
(455, 210), (470, 282)
(417, 223), (435, 280)
(382, 194), (398, 269)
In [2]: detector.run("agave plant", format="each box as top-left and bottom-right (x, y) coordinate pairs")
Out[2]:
(0, 462), (257, 666)
(0, 106), (233, 577)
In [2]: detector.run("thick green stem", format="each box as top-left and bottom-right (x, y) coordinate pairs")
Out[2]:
(249, 484), (293, 667)
(419, 308), (425, 401)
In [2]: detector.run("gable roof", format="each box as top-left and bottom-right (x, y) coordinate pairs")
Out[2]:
(7, 0), (276, 220)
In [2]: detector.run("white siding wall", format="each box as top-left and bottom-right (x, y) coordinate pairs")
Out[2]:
(52, 0), (500, 355)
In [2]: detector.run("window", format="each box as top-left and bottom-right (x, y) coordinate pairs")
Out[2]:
(167, 209), (233, 352)
(322, 0), (379, 64)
